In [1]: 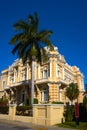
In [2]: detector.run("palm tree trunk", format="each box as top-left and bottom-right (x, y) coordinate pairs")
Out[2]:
(31, 60), (34, 106)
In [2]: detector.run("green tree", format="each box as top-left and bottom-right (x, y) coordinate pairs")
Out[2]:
(83, 96), (87, 107)
(65, 82), (79, 104)
(83, 84), (87, 97)
(9, 12), (54, 105)
(83, 84), (87, 107)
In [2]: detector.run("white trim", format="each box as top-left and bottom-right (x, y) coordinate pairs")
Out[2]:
(26, 64), (29, 80)
(62, 67), (64, 80)
(2, 80), (6, 90)
(38, 64), (40, 79)
(14, 70), (16, 82)
(41, 89), (48, 102)
(18, 68), (20, 82)
(50, 61), (52, 77)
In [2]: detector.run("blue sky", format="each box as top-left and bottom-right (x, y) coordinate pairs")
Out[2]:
(0, 0), (87, 86)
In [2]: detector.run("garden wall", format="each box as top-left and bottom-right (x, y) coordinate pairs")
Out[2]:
(0, 104), (64, 126)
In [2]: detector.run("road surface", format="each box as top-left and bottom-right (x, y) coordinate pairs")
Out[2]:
(0, 122), (32, 130)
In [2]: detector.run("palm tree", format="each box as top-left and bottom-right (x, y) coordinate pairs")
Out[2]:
(9, 12), (54, 105)
(65, 82), (79, 104)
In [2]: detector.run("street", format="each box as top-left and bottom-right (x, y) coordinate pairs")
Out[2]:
(0, 119), (76, 130)
(0, 122), (32, 130)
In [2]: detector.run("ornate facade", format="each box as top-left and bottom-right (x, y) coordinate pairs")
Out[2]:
(0, 47), (84, 104)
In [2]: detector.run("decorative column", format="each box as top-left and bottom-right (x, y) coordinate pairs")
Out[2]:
(26, 63), (29, 80)
(49, 60), (52, 78)
(7, 73), (10, 86)
(38, 64), (40, 79)
(18, 68), (20, 82)
(62, 67), (64, 80)
(14, 69), (16, 83)
(58, 84), (62, 101)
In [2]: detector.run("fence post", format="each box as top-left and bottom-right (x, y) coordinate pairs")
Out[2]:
(9, 104), (16, 120)
(33, 105), (38, 124)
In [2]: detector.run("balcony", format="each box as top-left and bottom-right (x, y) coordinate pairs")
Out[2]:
(35, 78), (49, 84)
(35, 77), (70, 85)
(6, 80), (30, 89)
(57, 77), (69, 85)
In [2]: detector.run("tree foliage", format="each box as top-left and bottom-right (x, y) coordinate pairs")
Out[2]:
(83, 84), (87, 106)
(9, 12), (54, 63)
(65, 82), (79, 103)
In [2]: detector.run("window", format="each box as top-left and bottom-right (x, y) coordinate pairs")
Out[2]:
(22, 73), (26, 80)
(10, 75), (14, 83)
(41, 88), (48, 102)
(2, 81), (6, 89)
(43, 69), (48, 79)
(44, 91), (48, 101)
(21, 90), (25, 103)
(12, 77), (14, 83)
(56, 66), (60, 77)
(57, 69), (60, 77)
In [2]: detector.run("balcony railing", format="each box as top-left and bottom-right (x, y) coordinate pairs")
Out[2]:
(5, 80), (30, 89)
(35, 78), (49, 84)
(4, 77), (71, 89)
(57, 77), (70, 85)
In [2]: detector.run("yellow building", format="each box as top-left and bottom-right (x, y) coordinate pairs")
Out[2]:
(0, 47), (84, 104)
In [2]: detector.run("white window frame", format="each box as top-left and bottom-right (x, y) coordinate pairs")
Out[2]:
(11, 75), (14, 84)
(2, 80), (6, 89)
(43, 69), (48, 79)
(22, 72), (26, 81)
(41, 88), (48, 102)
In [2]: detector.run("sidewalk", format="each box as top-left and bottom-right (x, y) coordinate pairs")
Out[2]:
(0, 119), (76, 130)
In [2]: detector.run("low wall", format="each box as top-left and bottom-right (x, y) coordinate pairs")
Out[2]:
(0, 114), (9, 120)
(33, 104), (64, 126)
(15, 116), (33, 123)
(0, 104), (64, 126)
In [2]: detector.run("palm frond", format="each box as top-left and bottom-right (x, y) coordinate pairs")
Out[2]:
(17, 41), (31, 58)
(13, 20), (30, 32)
(28, 12), (38, 33)
(9, 12), (54, 64)
(12, 42), (22, 55)
(39, 30), (53, 38)
(9, 33), (24, 44)
(40, 38), (54, 50)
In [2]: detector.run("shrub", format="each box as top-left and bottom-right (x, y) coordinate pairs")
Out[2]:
(0, 106), (9, 114)
(16, 106), (32, 116)
(83, 96), (87, 107)
(34, 98), (38, 104)
(25, 98), (31, 106)
(0, 97), (8, 106)
(52, 101), (64, 104)
(79, 103), (87, 122)
(25, 98), (38, 106)
(0, 98), (2, 106)
(64, 105), (74, 122)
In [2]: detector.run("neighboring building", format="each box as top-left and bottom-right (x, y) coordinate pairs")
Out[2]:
(0, 47), (84, 104)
